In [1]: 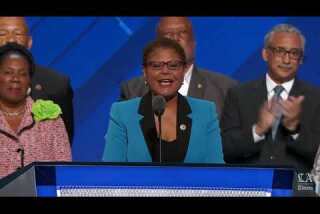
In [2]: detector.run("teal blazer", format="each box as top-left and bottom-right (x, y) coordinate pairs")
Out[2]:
(103, 93), (224, 164)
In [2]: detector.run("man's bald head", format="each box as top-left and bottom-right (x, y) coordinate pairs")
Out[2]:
(156, 17), (195, 65)
(0, 17), (32, 49)
(157, 17), (193, 36)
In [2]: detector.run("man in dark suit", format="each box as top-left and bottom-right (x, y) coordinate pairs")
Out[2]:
(120, 17), (237, 118)
(0, 17), (74, 144)
(221, 24), (320, 172)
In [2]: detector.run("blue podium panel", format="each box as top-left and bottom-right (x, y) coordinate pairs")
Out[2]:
(0, 163), (294, 197)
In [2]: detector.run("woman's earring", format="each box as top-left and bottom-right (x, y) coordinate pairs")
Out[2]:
(26, 87), (31, 96)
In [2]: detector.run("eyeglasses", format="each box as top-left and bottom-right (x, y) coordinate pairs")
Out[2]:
(145, 60), (186, 71)
(267, 46), (303, 60)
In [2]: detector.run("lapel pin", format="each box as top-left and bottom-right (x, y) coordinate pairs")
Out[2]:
(180, 124), (187, 131)
(35, 84), (43, 91)
(197, 83), (202, 89)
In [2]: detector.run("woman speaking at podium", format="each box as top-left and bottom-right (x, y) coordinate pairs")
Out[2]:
(103, 38), (224, 164)
(0, 43), (71, 178)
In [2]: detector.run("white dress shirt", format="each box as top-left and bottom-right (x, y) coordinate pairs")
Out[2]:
(178, 64), (193, 96)
(252, 73), (298, 142)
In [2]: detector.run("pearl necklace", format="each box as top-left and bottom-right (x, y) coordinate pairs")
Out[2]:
(0, 108), (26, 117)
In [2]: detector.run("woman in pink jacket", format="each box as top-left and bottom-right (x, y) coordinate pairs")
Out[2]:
(0, 43), (71, 178)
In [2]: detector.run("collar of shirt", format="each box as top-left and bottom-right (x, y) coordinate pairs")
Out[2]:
(178, 64), (194, 96)
(266, 73), (295, 100)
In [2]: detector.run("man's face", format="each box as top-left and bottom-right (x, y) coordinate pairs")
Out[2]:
(157, 17), (195, 65)
(0, 17), (31, 48)
(263, 32), (303, 84)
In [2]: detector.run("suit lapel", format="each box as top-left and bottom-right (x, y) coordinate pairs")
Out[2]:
(254, 78), (268, 102)
(138, 92), (158, 161)
(251, 78), (269, 123)
(187, 66), (206, 99)
(177, 94), (192, 162)
(289, 79), (304, 97)
(31, 73), (50, 101)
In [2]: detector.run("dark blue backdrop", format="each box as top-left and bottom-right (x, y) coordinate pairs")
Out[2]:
(25, 16), (320, 161)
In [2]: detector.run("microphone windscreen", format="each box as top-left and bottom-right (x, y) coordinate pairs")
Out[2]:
(152, 95), (166, 116)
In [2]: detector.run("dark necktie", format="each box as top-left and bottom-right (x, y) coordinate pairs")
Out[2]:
(271, 85), (285, 141)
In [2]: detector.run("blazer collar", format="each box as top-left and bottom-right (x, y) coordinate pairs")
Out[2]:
(187, 66), (206, 99)
(138, 91), (192, 162)
(30, 81), (50, 101)
(289, 78), (305, 97)
(138, 91), (192, 117)
(253, 76), (269, 100)
(176, 93), (192, 162)
(258, 76), (304, 97)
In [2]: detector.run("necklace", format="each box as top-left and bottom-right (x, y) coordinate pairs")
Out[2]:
(0, 108), (26, 117)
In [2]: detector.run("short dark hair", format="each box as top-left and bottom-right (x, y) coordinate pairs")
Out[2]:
(143, 38), (186, 65)
(0, 42), (35, 77)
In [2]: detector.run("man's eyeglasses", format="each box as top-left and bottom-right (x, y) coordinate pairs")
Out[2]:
(145, 60), (186, 71)
(267, 46), (303, 60)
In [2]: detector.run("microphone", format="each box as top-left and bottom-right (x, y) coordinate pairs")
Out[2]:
(152, 95), (166, 117)
(16, 148), (25, 168)
(152, 96), (166, 163)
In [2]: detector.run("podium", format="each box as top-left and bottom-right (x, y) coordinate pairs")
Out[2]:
(0, 162), (295, 197)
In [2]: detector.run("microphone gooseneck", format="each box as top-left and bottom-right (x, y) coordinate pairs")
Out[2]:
(152, 96), (166, 163)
